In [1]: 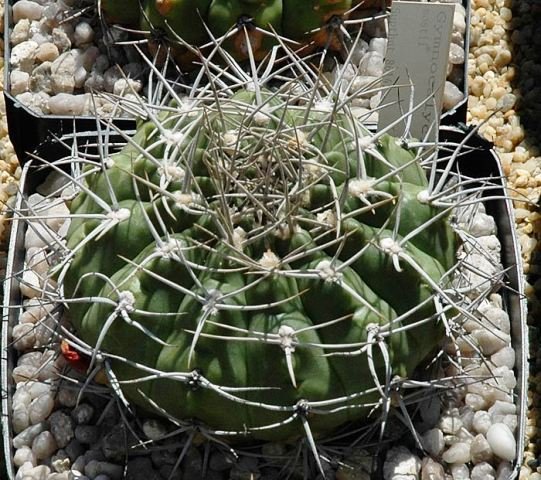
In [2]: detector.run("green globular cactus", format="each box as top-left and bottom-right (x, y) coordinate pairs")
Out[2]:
(99, 0), (383, 60)
(59, 62), (458, 447)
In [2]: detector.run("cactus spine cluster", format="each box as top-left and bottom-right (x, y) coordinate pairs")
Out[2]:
(57, 43), (458, 452)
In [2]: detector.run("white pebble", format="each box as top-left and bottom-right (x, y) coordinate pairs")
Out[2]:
(13, 422), (47, 448)
(496, 93), (516, 113)
(15, 461), (33, 480)
(28, 380), (52, 399)
(19, 269), (42, 298)
(470, 434), (492, 464)
(359, 51), (384, 77)
(36, 42), (60, 62)
(467, 212), (496, 237)
(113, 78), (142, 96)
(50, 473), (71, 480)
(478, 305), (510, 333)
(488, 400), (516, 417)
(368, 37), (387, 56)
(13, 445), (37, 467)
(74, 22), (94, 46)
(13, 1), (44, 22)
(421, 457), (444, 480)
(471, 328), (510, 356)
(472, 410), (492, 435)
(21, 465), (50, 480)
(12, 323), (37, 351)
(439, 415), (463, 435)
(491, 346), (515, 369)
(51, 27), (72, 52)
(465, 393), (486, 411)
(26, 247), (50, 277)
(11, 70), (30, 95)
(443, 81), (464, 111)
(74, 66), (88, 89)
(449, 43), (465, 65)
(495, 462), (513, 480)
(12, 364), (39, 383)
(383, 446), (421, 479)
(450, 464), (469, 480)
(12, 404), (30, 434)
(28, 393), (55, 424)
(24, 221), (58, 250)
(13, 389), (32, 410)
(441, 442), (471, 464)
(32, 430), (58, 460)
(486, 423), (516, 461)
(48, 93), (91, 116)
(453, 10), (466, 34)
(471, 462), (495, 480)
(11, 19), (31, 45)
(493, 414), (517, 433)
(10, 40), (39, 72)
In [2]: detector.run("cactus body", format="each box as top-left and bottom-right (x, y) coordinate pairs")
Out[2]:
(62, 79), (457, 442)
(100, 0), (141, 24)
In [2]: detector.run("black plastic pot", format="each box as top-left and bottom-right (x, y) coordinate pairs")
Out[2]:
(1, 124), (527, 480)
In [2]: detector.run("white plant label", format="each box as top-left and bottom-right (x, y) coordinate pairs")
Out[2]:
(378, 1), (455, 141)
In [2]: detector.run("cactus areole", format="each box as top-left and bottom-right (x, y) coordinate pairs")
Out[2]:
(100, 0), (386, 59)
(63, 87), (457, 442)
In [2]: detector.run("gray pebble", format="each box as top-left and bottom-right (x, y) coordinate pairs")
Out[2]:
(101, 426), (128, 461)
(72, 404), (95, 425)
(103, 66), (123, 93)
(75, 425), (100, 445)
(84, 449), (106, 463)
(69, 472), (90, 480)
(142, 419), (168, 441)
(151, 448), (177, 466)
(94, 54), (110, 73)
(65, 439), (85, 461)
(209, 451), (237, 471)
(50, 410), (75, 448)
(84, 460), (123, 480)
(229, 457), (260, 480)
(158, 464), (183, 479)
(126, 457), (160, 480)
(72, 454), (86, 473)
(181, 448), (203, 478)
